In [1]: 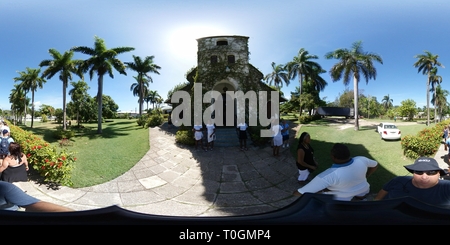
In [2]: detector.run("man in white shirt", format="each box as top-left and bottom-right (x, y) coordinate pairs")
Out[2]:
(293, 143), (378, 201)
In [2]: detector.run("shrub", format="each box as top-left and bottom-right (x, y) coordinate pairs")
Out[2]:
(175, 129), (195, 145)
(41, 114), (48, 123)
(53, 129), (75, 140)
(401, 120), (448, 159)
(7, 120), (76, 186)
(146, 114), (164, 127)
(248, 125), (270, 146)
(299, 115), (313, 124)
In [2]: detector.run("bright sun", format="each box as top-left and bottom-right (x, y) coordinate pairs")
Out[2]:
(167, 24), (228, 61)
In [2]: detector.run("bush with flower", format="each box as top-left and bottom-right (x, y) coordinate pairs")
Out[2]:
(7, 122), (76, 186)
(401, 120), (449, 159)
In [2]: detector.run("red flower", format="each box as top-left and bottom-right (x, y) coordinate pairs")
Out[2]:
(26, 154), (31, 158)
(58, 162), (63, 168)
(37, 145), (42, 149)
(41, 166), (45, 170)
(62, 156), (66, 161)
(74, 158), (77, 161)
(45, 159), (49, 162)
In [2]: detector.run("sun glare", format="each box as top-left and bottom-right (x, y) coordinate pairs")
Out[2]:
(167, 24), (228, 61)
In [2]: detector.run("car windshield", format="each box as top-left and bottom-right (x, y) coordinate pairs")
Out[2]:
(384, 125), (397, 129)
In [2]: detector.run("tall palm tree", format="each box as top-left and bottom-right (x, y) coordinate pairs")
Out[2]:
(71, 36), (135, 134)
(325, 41), (383, 131)
(130, 75), (149, 109)
(429, 67), (443, 123)
(9, 84), (29, 125)
(39, 49), (83, 130)
(264, 62), (290, 89)
(13, 67), (46, 128)
(144, 90), (161, 110)
(413, 50), (444, 126)
(285, 48), (323, 116)
(69, 80), (90, 127)
(381, 94), (393, 112)
(433, 85), (449, 122)
(125, 55), (161, 117)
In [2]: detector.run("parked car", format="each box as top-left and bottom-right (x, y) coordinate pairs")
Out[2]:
(377, 122), (401, 140)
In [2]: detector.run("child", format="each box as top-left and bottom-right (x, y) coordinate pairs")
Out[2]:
(192, 124), (206, 151)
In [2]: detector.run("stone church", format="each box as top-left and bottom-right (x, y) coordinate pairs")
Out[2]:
(169, 35), (286, 127)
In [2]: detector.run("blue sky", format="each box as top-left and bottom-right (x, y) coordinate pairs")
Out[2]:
(1, 0), (450, 113)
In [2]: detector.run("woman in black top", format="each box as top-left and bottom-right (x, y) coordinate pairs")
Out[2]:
(296, 132), (318, 183)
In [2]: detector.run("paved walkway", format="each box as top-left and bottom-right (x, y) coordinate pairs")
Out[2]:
(14, 121), (450, 216)
(15, 123), (299, 216)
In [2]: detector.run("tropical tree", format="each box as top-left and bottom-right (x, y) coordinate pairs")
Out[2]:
(125, 55), (161, 117)
(147, 90), (161, 110)
(285, 48), (323, 116)
(71, 36), (135, 134)
(69, 80), (90, 127)
(325, 41), (383, 130)
(381, 94), (393, 113)
(130, 75), (149, 111)
(264, 62), (290, 89)
(432, 85), (449, 122)
(13, 67), (46, 128)
(413, 50), (444, 126)
(429, 67), (443, 123)
(9, 84), (30, 124)
(39, 49), (83, 130)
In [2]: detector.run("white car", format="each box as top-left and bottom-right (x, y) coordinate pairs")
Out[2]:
(377, 122), (401, 140)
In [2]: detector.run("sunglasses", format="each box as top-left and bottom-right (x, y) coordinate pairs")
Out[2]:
(413, 170), (439, 176)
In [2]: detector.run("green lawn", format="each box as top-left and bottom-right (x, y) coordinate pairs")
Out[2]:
(23, 119), (149, 188)
(290, 118), (428, 193)
(22, 117), (430, 192)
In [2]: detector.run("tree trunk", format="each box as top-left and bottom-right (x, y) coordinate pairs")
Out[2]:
(97, 76), (103, 134)
(63, 80), (67, 131)
(353, 76), (359, 131)
(426, 75), (430, 126)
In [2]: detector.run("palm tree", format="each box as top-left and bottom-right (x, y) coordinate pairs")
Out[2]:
(71, 36), (135, 134)
(285, 48), (323, 116)
(9, 84), (29, 125)
(69, 80), (90, 127)
(264, 62), (290, 89)
(381, 94), (393, 112)
(125, 55), (161, 117)
(413, 50), (444, 126)
(39, 49), (83, 130)
(325, 41), (383, 131)
(147, 90), (161, 110)
(429, 67), (443, 123)
(13, 67), (46, 128)
(130, 76), (149, 112)
(432, 85), (448, 122)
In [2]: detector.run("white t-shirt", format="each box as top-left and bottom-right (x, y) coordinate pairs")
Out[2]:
(298, 156), (378, 201)
(237, 123), (248, 131)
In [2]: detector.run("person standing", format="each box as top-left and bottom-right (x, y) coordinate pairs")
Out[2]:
(293, 143), (378, 201)
(272, 121), (283, 156)
(0, 129), (14, 160)
(192, 123), (206, 151)
(296, 132), (318, 183)
(281, 119), (290, 148)
(0, 142), (28, 183)
(206, 120), (216, 151)
(237, 122), (248, 151)
(374, 156), (450, 208)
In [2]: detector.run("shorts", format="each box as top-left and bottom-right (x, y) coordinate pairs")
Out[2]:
(239, 130), (247, 140)
(282, 134), (289, 141)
